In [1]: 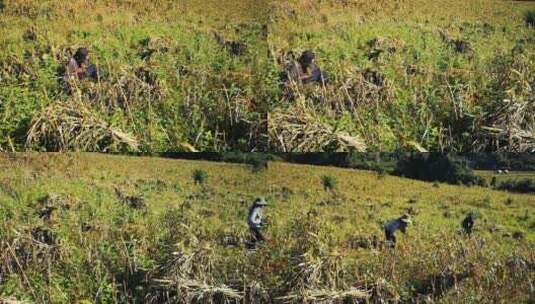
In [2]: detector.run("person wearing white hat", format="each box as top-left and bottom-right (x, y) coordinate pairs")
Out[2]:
(247, 197), (268, 244)
(384, 214), (412, 247)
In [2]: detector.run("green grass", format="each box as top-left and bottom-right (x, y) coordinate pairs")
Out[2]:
(0, 154), (533, 303)
(1, 0), (535, 152)
(267, 0), (535, 152)
(476, 170), (535, 183)
(0, 0), (270, 152)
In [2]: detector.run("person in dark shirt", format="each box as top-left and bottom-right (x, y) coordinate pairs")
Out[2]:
(63, 47), (100, 84)
(384, 214), (412, 247)
(285, 50), (327, 85)
(461, 213), (475, 235)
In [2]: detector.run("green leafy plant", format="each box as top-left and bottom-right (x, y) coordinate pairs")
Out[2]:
(193, 169), (207, 186)
(524, 10), (535, 28)
(321, 175), (337, 192)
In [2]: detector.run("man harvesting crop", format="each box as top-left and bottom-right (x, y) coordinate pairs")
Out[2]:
(384, 214), (412, 247)
(285, 50), (326, 85)
(63, 47), (100, 91)
(247, 197), (268, 245)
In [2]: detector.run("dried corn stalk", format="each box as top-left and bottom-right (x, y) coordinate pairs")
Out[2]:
(269, 102), (366, 152)
(26, 100), (138, 152)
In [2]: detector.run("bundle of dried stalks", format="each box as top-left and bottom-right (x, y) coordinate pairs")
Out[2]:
(269, 102), (366, 152)
(152, 278), (243, 303)
(475, 52), (535, 152)
(26, 100), (138, 152)
(278, 250), (369, 303)
(65, 65), (166, 112)
(278, 288), (368, 303)
(0, 297), (29, 304)
(279, 220), (369, 303)
(149, 245), (243, 304)
(480, 99), (535, 152)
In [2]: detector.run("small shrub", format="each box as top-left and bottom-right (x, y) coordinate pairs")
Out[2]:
(192, 169), (207, 185)
(524, 10), (535, 28)
(504, 197), (513, 206)
(518, 210), (529, 222)
(497, 179), (535, 194)
(450, 39), (472, 53)
(512, 231), (525, 240)
(491, 176), (497, 187)
(113, 187), (146, 209)
(376, 166), (387, 179)
(0, 0), (5, 12)
(394, 154), (485, 186)
(249, 155), (268, 172)
(321, 175), (337, 192)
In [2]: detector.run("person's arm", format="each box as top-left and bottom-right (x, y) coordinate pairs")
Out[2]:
(260, 213), (268, 227)
(300, 64), (321, 83)
(399, 221), (408, 234)
(299, 68), (314, 82)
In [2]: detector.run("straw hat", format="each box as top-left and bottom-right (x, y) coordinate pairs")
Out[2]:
(254, 197), (268, 206)
(400, 214), (412, 224)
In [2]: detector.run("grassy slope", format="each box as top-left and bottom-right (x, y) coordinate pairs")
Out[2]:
(267, 0), (535, 152)
(2, 0), (534, 153)
(476, 170), (535, 183)
(0, 0), (270, 152)
(1, 154), (533, 303)
(267, 161), (534, 243)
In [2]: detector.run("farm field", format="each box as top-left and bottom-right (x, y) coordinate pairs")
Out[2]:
(476, 170), (535, 183)
(267, 0), (535, 152)
(1, 0), (535, 153)
(0, 0), (271, 152)
(0, 154), (533, 303)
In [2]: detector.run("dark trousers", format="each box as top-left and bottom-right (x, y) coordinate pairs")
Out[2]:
(385, 229), (396, 246)
(250, 227), (265, 243)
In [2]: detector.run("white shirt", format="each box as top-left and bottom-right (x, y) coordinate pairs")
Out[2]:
(248, 205), (263, 229)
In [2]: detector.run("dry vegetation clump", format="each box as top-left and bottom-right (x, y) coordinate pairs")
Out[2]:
(357, 233), (535, 303)
(269, 100), (366, 152)
(114, 187), (147, 210)
(0, 225), (60, 302)
(26, 100), (139, 152)
(147, 220), (243, 304)
(54, 55), (167, 113)
(278, 215), (369, 303)
(476, 52), (535, 152)
(0, 56), (36, 84)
